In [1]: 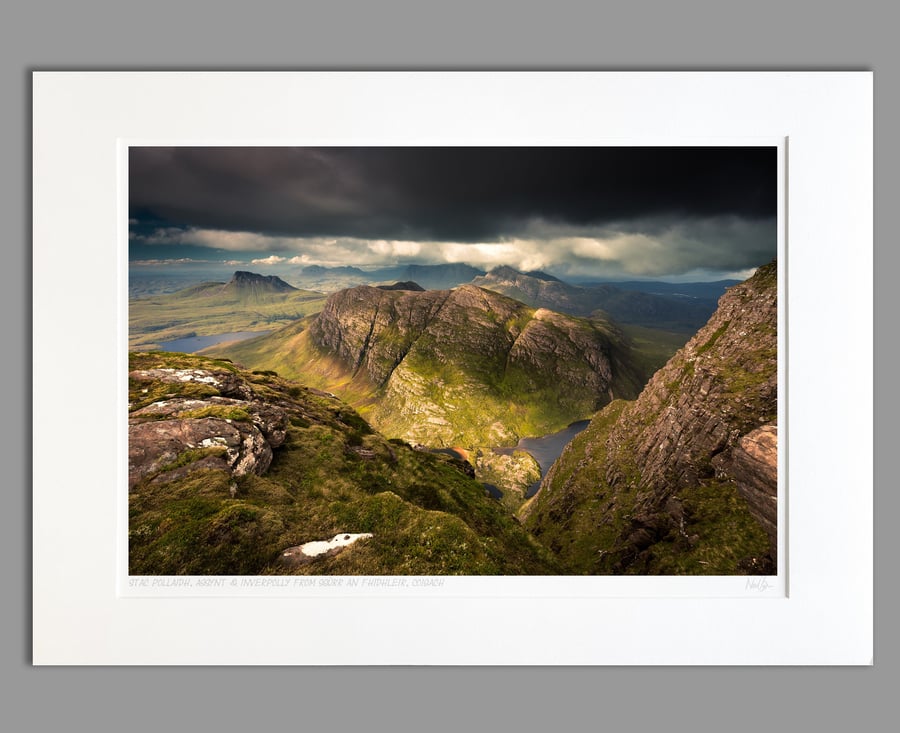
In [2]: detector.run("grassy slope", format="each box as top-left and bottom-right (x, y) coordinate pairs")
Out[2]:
(617, 323), (692, 379)
(128, 352), (557, 575)
(520, 400), (769, 574)
(129, 282), (327, 348)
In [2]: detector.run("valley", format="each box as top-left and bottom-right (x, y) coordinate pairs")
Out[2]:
(129, 271), (327, 349)
(128, 261), (777, 576)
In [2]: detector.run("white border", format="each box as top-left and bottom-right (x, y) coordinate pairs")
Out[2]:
(33, 72), (872, 664)
(116, 138), (786, 601)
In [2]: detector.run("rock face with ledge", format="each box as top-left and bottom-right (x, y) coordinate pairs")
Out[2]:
(713, 423), (778, 549)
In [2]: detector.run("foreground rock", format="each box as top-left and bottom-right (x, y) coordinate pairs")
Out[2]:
(713, 424), (778, 550)
(128, 371), (288, 489)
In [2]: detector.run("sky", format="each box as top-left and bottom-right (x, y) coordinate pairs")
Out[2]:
(129, 147), (777, 282)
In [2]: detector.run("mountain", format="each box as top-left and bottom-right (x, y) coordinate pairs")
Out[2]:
(292, 263), (486, 292)
(208, 284), (645, 448)
(520, 260), (777, 575)
(221, 270), (298, 296)
(472, 266), (719, 332)
(129, 271), (326, 349)
(301, 264), (368, 278)
(128, 351), (557, 575)
(586, 279), (740, 300)
(371, 263), (486, 290)
(375, 281), (425, 291)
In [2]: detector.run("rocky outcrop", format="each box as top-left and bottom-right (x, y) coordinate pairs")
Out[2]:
(603, 261), (776, 495)
(309, 285), (451, 385)
(713, 424), (778, 549)
(306, 283), (642, 446)
(129, 368), (255, 400)
(128, 368), (288, 489)
(474, 449), (542, 508)
(523, 261), (778, 574)
(376, 281), (425, 291)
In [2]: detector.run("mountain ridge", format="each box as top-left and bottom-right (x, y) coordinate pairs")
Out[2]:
(472, 266), (720, 331)
(210, 283), (645, 448)
(521, 260), (777, 574)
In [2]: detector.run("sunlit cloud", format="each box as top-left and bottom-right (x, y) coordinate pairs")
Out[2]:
(131, 258), (199, 266)
(129, 214), (775, 280)
(250, 255), (287, 265)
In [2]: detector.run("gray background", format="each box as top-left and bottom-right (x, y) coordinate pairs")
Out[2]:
(5, 0), (891, 729)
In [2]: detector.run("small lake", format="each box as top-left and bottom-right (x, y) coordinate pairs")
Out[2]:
(494, 420), (591, 498)
(157, 330), (272, 353)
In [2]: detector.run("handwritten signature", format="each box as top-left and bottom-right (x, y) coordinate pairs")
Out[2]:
(745, 577), (773, 592)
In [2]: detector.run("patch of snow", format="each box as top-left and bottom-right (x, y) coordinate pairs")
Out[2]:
(298, 533), (373, 557)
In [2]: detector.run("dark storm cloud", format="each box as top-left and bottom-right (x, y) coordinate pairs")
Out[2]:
(129, 147), (776, 243)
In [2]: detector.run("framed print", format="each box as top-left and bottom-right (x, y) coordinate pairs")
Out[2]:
(32, 71), (873, 664)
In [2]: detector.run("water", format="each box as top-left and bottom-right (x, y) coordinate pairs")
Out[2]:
(495, 420), (591, 498)
(156, 330), (272, 353)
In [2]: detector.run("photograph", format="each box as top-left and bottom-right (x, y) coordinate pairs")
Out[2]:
(127, 145), (778, 577)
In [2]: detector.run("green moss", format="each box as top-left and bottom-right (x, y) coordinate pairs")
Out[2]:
(626, 480), (772, 575)
(129, 351), (558, 576)
(697, 321), (730, 355)
(155, 446), (228, 474)
(178, 405), (252, 422)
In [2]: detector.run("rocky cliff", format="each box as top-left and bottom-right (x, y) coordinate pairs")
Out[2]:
(301, 283), (644, 446)
(521, 261), (778, 574)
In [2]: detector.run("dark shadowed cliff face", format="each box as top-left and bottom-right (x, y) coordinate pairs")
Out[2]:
(305, 284), (643, 446)
(522, 261), (777, 574)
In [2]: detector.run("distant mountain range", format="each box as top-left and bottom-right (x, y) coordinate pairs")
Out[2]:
(472, 266), (724, 332)
(581, 279), (739, 300)
(294, 263), (486, 292)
